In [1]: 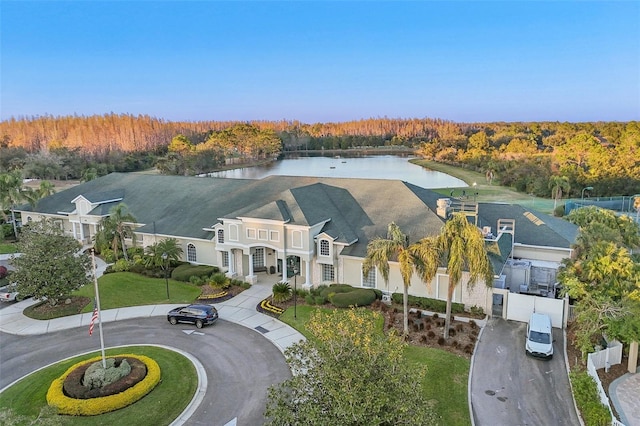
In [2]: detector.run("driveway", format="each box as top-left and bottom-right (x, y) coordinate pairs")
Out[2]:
(471, 318), (579, 426)
(0, 317), (291, 425)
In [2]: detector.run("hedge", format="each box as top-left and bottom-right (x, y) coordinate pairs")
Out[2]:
(391, 293), (465, 314)
(47, 354), (161, 416)
(319, 284), (356, 300)
(330, 288), (377, 308)
(171, 264), (218, 282)
(569, 370), (612, 426)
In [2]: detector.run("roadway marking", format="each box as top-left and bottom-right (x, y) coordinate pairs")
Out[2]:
(182, 330), (205, 336)
(224, 417), (237, 426)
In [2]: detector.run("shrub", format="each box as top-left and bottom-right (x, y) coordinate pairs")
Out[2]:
(314, 296), (327, 305)
(469, 305), (485, 317)
(432, 313), (439, 319)
(0, 266), (7, 279)
(210, 272), (229, 289)
(391, 293), (465, 314)
(319, 284), (355, 300)
(126, 247), (144, 259)
(189, 275), (204, 286)
(464, 344), (473, 354)
(554, 204), (565, 217)
(171, 264), (216, 282)
(111, 259), (132, 272)
(305, 295), (315, 304)
(46, 354), (160, 416)
(569, 370), (612, 426)
(469, 320), (477, 329)
(372, 289), (383, 300)
(455, 323), (464, 332)
(427, 331), (436, 338)
(437, 337), (446, 345)
(420, 335), (428, 343)
(330, 288), (377, 308)
(448, 328), (456, 337)
(101, 249), (115, 263)
(272, 282), (292, 303)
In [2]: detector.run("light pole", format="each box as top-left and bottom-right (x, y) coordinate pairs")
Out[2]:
(293, 267), (299, 319)
(581, 186), (593, 201)
(162, 252), (169, 300)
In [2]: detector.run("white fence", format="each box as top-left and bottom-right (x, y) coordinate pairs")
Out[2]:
(586, 343), (626, 426)
(588, 340), (623, 370)
(504, 292), (565, 328)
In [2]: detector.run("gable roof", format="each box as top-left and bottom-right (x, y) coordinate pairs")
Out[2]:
(17, 172), (577, 258)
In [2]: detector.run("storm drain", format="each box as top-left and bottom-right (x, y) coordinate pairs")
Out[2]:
(255, 326), (269, 334)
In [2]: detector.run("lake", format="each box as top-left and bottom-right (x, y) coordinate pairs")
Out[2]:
(205, 155), (467, 189)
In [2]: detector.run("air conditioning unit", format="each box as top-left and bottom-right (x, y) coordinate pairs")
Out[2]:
(382, 293), (392, 304)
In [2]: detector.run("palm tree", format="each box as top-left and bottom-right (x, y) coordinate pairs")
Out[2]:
(363, 222), (414, 336)
(37, 180), (56, 198)
(548, 176), (571, 210)
(0, 171), (30, 238)
(437, 213), (494, 339)
(145, 238), (183, 268)
(94, 203), (137, 261)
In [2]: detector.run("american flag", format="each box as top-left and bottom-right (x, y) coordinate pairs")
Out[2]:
(89, 299), (98, 336)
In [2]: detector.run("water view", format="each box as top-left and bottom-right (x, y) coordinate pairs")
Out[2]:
(206, 155), (467, 189)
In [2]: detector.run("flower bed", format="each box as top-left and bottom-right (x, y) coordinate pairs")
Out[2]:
(257, 298), (285, 316)
(46, 354), (161, 416)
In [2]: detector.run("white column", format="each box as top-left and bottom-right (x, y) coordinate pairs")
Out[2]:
(72, 222), (78, 240)
(79, 221), (85, 242)
(229, 250), (235, 275)
(282, 257), (288, 281)
(248, 254), (254, 276)
(305, 260), (311, 287)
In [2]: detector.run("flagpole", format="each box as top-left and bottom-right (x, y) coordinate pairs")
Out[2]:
(92, 250), (107, 368)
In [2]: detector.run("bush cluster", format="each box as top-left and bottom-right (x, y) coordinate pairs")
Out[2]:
(46, 354), (161, 416)
(391, 293), (465, 314)
(171, 264), (218, 282)
(330, 288), (377, 308)
(569, 370), (612, 426)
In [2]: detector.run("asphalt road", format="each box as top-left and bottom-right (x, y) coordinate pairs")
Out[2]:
(470, 318), (579, 426)
(0, 317), (291, 425)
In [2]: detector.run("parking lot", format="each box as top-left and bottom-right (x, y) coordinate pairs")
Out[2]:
(470, 318), (579, 426)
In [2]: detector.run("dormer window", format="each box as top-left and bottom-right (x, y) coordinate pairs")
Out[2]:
(320, 239), (330, 257)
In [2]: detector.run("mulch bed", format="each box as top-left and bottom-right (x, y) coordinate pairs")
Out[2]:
(267, 296), (481, 358)
(197, 284), (246, 303)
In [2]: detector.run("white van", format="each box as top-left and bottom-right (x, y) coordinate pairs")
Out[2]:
(525, 313), (553, 359)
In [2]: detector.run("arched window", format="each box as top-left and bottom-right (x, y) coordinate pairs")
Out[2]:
(187, 244), (196, 262)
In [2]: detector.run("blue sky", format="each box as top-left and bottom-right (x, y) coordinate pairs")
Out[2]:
(1, 1), (639, 123)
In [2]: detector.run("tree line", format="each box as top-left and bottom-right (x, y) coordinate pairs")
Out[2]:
(1, 114), (638, 197)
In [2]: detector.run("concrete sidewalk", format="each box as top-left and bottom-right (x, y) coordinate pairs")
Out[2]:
(0, 267), (305, 354)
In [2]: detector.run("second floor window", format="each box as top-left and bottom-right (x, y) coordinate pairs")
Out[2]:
(320, 239), (330, 256)
(217, 229), (224, 243)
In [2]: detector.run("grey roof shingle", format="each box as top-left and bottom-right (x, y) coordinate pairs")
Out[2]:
(17, 172), (577, 260)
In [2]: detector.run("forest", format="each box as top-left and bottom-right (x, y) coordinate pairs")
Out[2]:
(0, 114), (638, 198)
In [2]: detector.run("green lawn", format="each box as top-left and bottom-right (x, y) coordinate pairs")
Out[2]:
(410, 158), (556, 214)
(0, 242), (18, 254)
(0, 346), (197, 425)
(280, 305), (471, 426)
(74, 272), (202, 313)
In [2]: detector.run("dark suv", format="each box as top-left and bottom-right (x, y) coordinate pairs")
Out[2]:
(167, 304), (218, 328)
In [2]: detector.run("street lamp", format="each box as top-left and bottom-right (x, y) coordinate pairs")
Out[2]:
(581, 186), (594, 201)
(161, 252), (169, 299)
(292, 267), (299, 319)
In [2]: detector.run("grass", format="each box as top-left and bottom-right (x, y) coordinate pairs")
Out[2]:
(0, 345), (197, 425)
(0, 242), (18, 254)
(410, 158), (556, 214)
(280, 305), (471, 425)
(74, 272), (202, 313)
